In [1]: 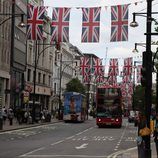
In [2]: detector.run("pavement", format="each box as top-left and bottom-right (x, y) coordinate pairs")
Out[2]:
(0, 117), (60, 132)
(0, 118), (157, 158)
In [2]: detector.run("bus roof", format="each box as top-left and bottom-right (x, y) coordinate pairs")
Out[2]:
(97, 85), (121, 89)
(64, 92), (85, 97)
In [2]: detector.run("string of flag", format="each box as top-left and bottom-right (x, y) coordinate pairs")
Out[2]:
(27, 2), (146, 45)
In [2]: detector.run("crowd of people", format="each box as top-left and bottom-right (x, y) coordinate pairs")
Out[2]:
(2, 106), (58, 126)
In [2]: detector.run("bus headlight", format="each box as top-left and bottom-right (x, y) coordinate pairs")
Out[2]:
(99, 118), (101, 122)
(115, 118), (119, 122)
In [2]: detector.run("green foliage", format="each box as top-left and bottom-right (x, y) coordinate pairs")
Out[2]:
(65, 78), (86, 94)
(133, 85), (156, 112)
(133, 85), (145, 112)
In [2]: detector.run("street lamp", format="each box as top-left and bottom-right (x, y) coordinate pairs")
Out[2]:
(32, 42), (56, 123)
(130, 1), (155, 157)
(58, 55), (75, 120)
(132, 61), (142, 110)
(132, 43), (146, 53)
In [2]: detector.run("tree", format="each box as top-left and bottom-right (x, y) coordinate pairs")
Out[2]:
(133, 85), (156, 112)
(65, 78), (86, 94)
(133, 85), (145, 112)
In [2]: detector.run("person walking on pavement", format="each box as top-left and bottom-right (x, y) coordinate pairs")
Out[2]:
(2, 106), (7, 124)
(153, 117), (158, 158)
(8, 107), (14, 125)
(137, 113), (147, 158)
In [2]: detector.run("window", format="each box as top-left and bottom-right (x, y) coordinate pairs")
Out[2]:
(43, 74), (45, 84)
(54, 83), (57, 94)
(48, 75), (51, 86)
(38, 72), (41, 83)
(27, 69), (31, 82)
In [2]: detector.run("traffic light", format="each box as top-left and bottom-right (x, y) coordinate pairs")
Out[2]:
(141, 51), (146, 87)
(141, 67), (146, 86)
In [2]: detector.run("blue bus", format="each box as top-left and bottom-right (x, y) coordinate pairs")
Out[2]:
(63, 92), (87, 122)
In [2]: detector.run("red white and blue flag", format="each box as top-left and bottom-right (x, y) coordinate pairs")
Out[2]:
(81, 7), (101, 42)
(110, 4), (129, 42)
(123, 57), (133, 76)
(92, 58), (104, 76)
(108, 58), (119, 76)
(80, 57), (90, 76)
(128, 82), (133, 94)
(27, 4), (46, 40)
(96, 75), (104, 83)
(83, 73), (90, 83)
(122, 75), (131, 83)
(51, 8), (71, 45)
(107, 75), (117, 85)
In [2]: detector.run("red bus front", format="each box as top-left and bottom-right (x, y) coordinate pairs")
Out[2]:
(96, 86), (122, 128)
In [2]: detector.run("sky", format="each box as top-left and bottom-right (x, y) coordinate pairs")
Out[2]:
(43, 0), (158, 81)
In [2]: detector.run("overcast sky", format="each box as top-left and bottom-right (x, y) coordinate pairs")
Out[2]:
(44, 0), (158, 77)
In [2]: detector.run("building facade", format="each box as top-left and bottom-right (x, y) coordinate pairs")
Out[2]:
(0, 0), (27, 110)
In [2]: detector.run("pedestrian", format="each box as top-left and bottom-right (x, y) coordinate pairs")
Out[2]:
(2, 106), (7, 124)
(8, 107), (14, 125)
(153, 122), (158, 157)
(137, 113), (147, 158)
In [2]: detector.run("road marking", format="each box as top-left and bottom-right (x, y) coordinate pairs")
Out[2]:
(65, 135), (75, 140)
(75, 143), (88, 149)
(19, 126), (94, 157)
(19, 147), (45, 157)
(51, 140), (64, 146)
(114, 122), (128, 151)
(19, 154), (108, 157)
(107, 146), (137, 158)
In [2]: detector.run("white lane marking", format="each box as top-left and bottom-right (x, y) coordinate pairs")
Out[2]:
(65, 135), (75, 140)
(19, 154), (108, 157)
(107, 146), (137, 158)
(51, 140), (64, 146)
(19, 126), (94, 157)
(19, 147), (45, 157)
(75, 143), (88, 149)
(114, 122), (128, 151)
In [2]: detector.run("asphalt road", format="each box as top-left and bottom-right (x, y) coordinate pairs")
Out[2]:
(0, 117), (138, 158)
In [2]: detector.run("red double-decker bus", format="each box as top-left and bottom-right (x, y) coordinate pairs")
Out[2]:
(96, 85), (122, 128)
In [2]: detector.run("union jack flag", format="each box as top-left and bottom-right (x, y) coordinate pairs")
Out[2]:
(27, 4), (46, 40)
(83, 73), (90, 83)
(128, 82), (133, 94)
(81, 7), (101, 42)
(123, 57), (133, 76)
(51, 8), (71, 45)
(107, 75), (117, 85)
(122, 75), (131, 83)
(110, 4), (129, 42)
(108, 58), (119, 76)
(92, 58), (104, 75)
(137, 65), (142, 83)
(80, 57), (90, 76)
(120, 83), (126, 92)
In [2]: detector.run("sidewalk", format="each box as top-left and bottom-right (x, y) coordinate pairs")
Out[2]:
(0, 117), (60, 132)
(115, 141), (157, 158)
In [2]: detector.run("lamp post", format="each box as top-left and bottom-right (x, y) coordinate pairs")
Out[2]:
(58, 56), (74, 120)
(32, 42), (55, 123)
(130, 1), (155, 156)
(133, 61), (142, 110)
